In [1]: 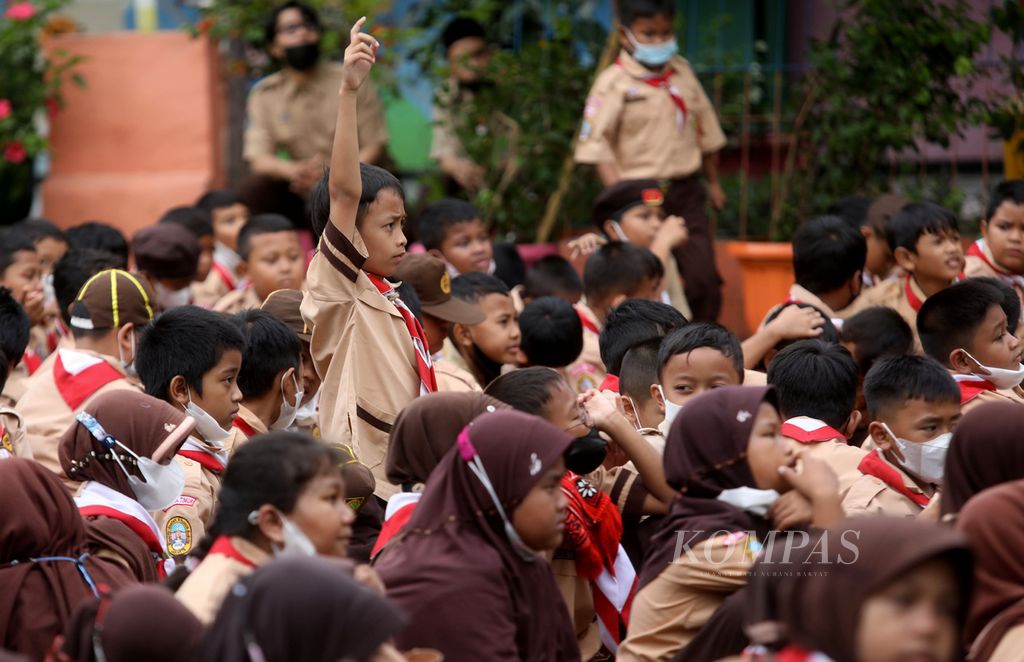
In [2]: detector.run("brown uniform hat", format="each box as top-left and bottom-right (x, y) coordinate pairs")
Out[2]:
(392, 254), (485, 325)
(70, 269), (156, 331)
(591, 178), (664, 228)
(132, 223), (200, 280)
(261, 289), (311, 342)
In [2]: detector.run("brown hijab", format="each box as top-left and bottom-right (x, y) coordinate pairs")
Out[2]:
(639, 386), (779, 589)
(941, 402), (1024, 520)
(58, 390), (195, 497)
(376, 410), (580, 662)
(60, 585), (203, 662)
(957, 480), (1024, 660)
(781, 517), (972, 662)
(0, 458), (136, 659)
(385, 392), (509, 488)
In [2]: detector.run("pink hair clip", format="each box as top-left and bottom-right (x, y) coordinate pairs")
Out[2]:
(457, 427), (476, 462)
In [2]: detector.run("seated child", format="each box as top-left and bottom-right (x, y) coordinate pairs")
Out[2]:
(260, 289), (323, 436)
(13, 218), (68, 353)
(831, 194), (907, 286)
(619, 338), (665, 437)
(229, 310), (303, 437)
(857, 355), (960, 515)
(136, 305), (245, 561)
(519, 255), (583, 307)
(133, 223), (200, 311)
(917, 278), (1024, 412)
(213, 214), (305, 314)
(758, 301), (840, 369)
(517, 296), (583, 370)
(779, 214), (866, 324)
(965, 180), (1024, 304)
(18, 269), (153, 479)
(193, 189), (250, 306)
(0, 288), (31, 457)
(843, 201), (965, 347)
(448, 272), (521, 388)
(65, 221), (129, 269)
(392, 253), (485, 393)
(598, 298), (687, 392)
(0, 231), (42, 404)
(571, 241), (664, 392)
(50, 249), (122, 349)
(301, 22), (438, 501)
(159, 205), (215, 286)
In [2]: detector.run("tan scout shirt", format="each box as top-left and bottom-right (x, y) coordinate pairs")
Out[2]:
(566, 302), (606, 394)
(663, 254), (692, 319)
(18, 349), (139, 479)
(212, 287), (264, 315)
(617, 533), (755, 661)
(842, 452), (934, 518)
(783, 436), (871, 503)
(2, 362), (31, 407)
(840, 276), (925, 349)
(232, 405), (268, 439)
(0, 407), (29, 460)
(244, 63), (388, 164)
(176, 535), (270, 624)
(300, 224), (422, 501)
(434, 358), (482, 393)
(575, 51), (727, 180)
(552, 559), (602, 662)
(157, 438), (226, 560)
(961, 385), (1024, 415)
(979, 622), (1024, 662)
(191, 269), (231, 309)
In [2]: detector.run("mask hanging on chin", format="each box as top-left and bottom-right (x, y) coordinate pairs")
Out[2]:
(961, 350), (1024, 390)
(185, 388), (231, 446)
(881, 423), (951, 485)
(283, 42), (320, 71)
(275, 513), (317, 557)
(625, 29), (679, 67)
(716, 486), (780, 517)
(270, 372), (304, 431)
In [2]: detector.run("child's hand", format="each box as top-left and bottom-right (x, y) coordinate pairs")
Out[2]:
(20, 288), (45, 326)
(602, 439), (629, 469)
(768, 489), (813, 530)
(341, 17), (379, 92)
(766, 304), (825, 342)
(567, 232), (607, 259)
(656, 215), (689, 249)
(581, 389), (626, 433)
(778, 454), (839, 503)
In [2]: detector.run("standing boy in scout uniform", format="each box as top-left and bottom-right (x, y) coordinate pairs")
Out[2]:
(18, 269), (153, 478)
(575, 0), (728, 322)
(136, 306), (246, 561)
(301, 19), (436, 502)
(243, 2), (389, 227)
(392, 254), (486, 393)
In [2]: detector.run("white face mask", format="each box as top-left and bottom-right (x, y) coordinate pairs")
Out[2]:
(117, 331), (138, 380)
(962, 350), (1024, 390)
(293, 389), (319, 424)
(275, 513), (317, 557)
(623, 395), (645, 431)
(270, 372), (304, 431)
(625, 29), (679, 67)
(881, 423), (951, 485)
(185, 388), (231, 446)
(609, 220), (630, 242)
(154, 281), (191, 310)
(658, 385), (683, 429)
(716, 486), (780, 517)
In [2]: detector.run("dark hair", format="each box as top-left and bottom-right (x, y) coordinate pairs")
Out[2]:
(827, 197), (873, 231)
(237, 214), (295, 261)
(65, 222), (129, 269)
(582, 241), (663, 306)
(918, 279), (1005, 366)
(0, 287), (30, 370)
(484, 367), (565, 416)
(309, 165), (405, 242)
(840, 306), (914, 376)
(619, 337), (661, 403)
(599, 299), (687, 375)
(619, 0), (676, 26)
(885, 201), (958, 253)
(14, 218), (67, 244)
(658, 322), (744, 380)
(764, 302), (840, 353)
(160, 206), (214, 239)
(985, 180), (1024, 222)
(0, 228), (37, 274)
(395, 281), (422, 323)
(51, 249), (123, 326)
(263, 1), (320, 46)
(519, 296), (583, 368)
(450, 271), (510, 302)
(196, 189), (244, 212)
(231, 310), (301, 399)
(441, 16), (486, 51)
(975, 276), (1022, 335)
(417, 198), (481, 251)
(0, 349), (8, 393)
(521, 255), (583, 301)
(767, 339), (858, 428)
(863, 355), (959, 420)
(136, 306), (246, 400)
(792, 215), (867, 294)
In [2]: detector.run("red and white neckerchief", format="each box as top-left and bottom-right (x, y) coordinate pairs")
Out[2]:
(21, 348), (41, 376)
(575, 305), (601, 336)
(598, 374), (620, 393)
(178, 437), (228, 474)
(967, 238), (1024, 289)
(953, 373), (997, 404)
(208, 536), (259, 569)
(616, 58), (687, 131)
(780, 416), (845, 444)
(232, 416), (259, 439)
(857, 451), (930, 508)
(366, 273), (437, 396)
(743, 645), (834, 662)
(53, 349), (124, 410)
(370, 491), (421, 560)
(905, 273), (966, 312)
(75, 480), (169, 576)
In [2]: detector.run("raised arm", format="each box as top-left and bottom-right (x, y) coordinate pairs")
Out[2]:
(329, 17), (379, 241)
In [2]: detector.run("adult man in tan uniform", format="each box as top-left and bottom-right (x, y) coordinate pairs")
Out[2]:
(243, 3), (389, 226)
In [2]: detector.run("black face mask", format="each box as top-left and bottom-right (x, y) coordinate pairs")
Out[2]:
(283, 42), (320, 71)
(565, 427), (608, 475)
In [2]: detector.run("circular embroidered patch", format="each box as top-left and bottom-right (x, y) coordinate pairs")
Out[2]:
(165, 516), (193, 556)
(439, 272), (451, 295)
(0, 429), (12, 454)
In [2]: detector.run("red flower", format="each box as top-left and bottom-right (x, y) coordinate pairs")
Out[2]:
(0, 99), (10, 120)
(4, 3), (37, 21)
(4, 142), (27, 164)
(45, 97), (60, 120)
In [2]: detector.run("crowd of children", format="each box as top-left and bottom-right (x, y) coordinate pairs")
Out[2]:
(2, 1), (1024, 661)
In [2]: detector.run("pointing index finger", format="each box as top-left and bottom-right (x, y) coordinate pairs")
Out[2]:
(350, 16), (366, 41)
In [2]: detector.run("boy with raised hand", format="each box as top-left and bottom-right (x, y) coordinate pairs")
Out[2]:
(301, 18), (435, 501)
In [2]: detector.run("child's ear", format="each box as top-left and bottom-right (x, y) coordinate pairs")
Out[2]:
(427, 248), (447, 262)
(452, 323), (474, 350)
(949, 348), (975, 374)
(842, 410), (862, 439)
(893, 246), (916, 273)
(868, 421), (893, 451)
(649, 383), (665, 414)
(255, 504), (286, 546)
(169, 375), (190, 409)
(620, 395), (639, 428)
(601, 220), (617, 238)
(860, 226), (873, 240)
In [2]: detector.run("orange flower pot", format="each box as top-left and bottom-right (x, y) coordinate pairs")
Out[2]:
(723, 241), (794, 334)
